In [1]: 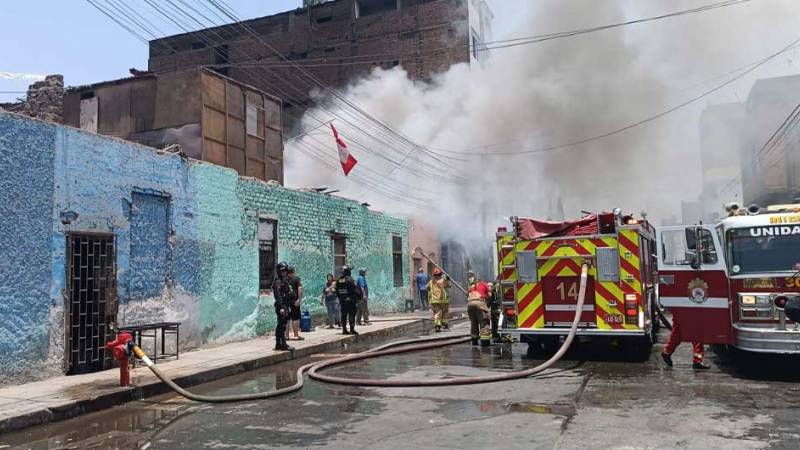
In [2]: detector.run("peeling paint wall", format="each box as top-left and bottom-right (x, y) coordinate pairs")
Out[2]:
(0, 113), (58, 385)
(0, 111), (410, 385)
(237, 179), (410, 324)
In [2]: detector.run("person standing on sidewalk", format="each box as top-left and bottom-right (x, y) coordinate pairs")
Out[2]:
(286, 266), (304, 341)
(356, 268), (371, 325)
(427, 268), (451, 332)
(336, 265), (360, 335)
(321, 273), (339, 329)
(271, 262), (294, 351)
(414, 268), (430, 310)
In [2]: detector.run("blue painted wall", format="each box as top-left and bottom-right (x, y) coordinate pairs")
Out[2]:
(0, 114), (57, 384)
(0, 111), (410, 385)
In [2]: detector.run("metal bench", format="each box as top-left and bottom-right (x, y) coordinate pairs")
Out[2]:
(121, 322), (181, 366)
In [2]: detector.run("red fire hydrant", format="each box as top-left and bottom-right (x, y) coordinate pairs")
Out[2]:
(105, 332), (134, 387)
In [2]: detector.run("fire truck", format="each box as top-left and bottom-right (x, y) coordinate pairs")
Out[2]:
(495, 211), (659, 355)
(657, 203), (800, 354)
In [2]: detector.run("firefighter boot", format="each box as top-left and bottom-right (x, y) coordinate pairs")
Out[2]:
(471, 339), (479, 346)
(693, 362), (710, 370)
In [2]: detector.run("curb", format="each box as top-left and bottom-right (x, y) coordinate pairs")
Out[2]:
(0, 317), (446, 435)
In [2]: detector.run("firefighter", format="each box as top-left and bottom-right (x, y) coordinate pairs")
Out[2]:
(336, 265), (360, 336)
(488, 281), (501, 343)
(427, 268), (451, 332)
(467, 276), (491, 346)
(661, 320), (709, 370)
(271, 262), (295, 351)
(467, 270), (477, 289)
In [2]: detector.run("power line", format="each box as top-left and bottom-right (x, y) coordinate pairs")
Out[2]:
(86, 0), (443, 204)
(438, 35), (800, 157)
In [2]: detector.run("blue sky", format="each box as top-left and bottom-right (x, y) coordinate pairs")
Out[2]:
(0, 1), (301, 102)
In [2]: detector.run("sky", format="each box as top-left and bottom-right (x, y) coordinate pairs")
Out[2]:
(0, 0), (519, 102)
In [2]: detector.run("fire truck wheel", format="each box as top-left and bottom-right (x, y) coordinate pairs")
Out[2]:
(522, 336), (560, 359)
(629, 337), (654, 362)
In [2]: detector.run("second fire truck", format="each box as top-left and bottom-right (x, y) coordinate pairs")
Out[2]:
(495, 210), (659, 356)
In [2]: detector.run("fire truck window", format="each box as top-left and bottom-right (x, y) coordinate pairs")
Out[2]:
(698, 229), (718, 264)
(661, 230), (691, 266)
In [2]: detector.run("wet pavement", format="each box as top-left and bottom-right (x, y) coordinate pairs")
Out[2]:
(3, 325), (800, 450)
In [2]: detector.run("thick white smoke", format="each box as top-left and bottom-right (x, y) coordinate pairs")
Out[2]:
(286, 0), (800, 240)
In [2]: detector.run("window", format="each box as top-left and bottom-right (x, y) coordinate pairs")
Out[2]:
(472, 34), (479, 60)
(392, 236), (403, 286)
(332, 234), (347, 275)
(246, 101), (264, 138)
(259, 219), (277, 291)
(356, 0), (398, 17)
(661, 228), (717, 266)
(728, 227), (800, 275)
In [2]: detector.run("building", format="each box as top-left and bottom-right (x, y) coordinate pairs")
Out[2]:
(148, 0), (492, 127)
(692, 102), (746, 223)
(62, 68), (285, 184)
(741, 74), (800, 207)
(0, 110), (408, 385)
(407, 217), (440, 300)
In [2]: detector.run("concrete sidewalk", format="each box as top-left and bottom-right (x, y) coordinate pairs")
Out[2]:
(0, 309), (463, 434)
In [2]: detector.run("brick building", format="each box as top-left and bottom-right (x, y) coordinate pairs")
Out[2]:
(148, 0), (492, 126)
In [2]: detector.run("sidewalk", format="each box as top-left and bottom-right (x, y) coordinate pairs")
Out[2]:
(0, 308), (464, 434)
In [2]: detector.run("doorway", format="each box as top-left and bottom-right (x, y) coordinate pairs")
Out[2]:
(66, 233), (117, 374)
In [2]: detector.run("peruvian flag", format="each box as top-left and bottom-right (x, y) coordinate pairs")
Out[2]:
(331, 124), (357, 176)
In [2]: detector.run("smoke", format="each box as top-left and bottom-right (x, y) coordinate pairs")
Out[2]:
(286, 0), (800, 242)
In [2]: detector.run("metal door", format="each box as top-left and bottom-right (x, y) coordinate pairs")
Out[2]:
(656, 225), (732, 344)
(66, 233), (117, 374)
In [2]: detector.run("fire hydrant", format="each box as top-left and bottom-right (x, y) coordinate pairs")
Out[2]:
(105, 332), (134, 387)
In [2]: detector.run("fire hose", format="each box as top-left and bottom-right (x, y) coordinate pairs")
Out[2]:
(131, 264), (588, 401)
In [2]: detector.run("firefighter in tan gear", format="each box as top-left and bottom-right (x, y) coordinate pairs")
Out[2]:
(428, 268), (451, 332)
(467, 275), (492, 346)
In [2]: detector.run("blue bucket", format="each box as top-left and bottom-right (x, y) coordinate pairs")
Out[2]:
(300, 310), (312, 332)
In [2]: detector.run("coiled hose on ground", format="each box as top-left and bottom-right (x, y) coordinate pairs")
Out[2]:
(132, 264), (589, 401)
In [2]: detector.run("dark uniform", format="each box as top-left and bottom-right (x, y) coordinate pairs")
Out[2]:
(272, 262), (298, 351)
(336, 266), (361, 335)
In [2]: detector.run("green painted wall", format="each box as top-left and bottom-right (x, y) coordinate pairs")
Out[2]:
(237, 178), (409, 328)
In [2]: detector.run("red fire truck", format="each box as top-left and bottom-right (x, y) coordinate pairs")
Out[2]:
(495, 211), (660, 356)
(657, 203), (800, 353)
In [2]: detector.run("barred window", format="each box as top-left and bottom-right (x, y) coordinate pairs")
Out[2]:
(392, 235), (403, 287)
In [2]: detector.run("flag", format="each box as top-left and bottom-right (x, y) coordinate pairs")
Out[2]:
(331, 124), (357, 176)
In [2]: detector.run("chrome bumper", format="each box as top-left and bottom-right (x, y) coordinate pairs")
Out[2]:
(504, 328), (646, 338)
(733, 323), (800, 353)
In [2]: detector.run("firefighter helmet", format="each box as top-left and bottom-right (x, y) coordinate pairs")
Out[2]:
(276, 262), (289, 273)
(432, 268), (443, 276)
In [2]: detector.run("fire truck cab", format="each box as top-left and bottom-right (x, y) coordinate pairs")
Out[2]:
(496, 211), (659, 354)
(657, 204), (800, 353)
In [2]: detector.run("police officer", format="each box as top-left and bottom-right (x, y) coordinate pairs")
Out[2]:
(336, 265), (360, 335)
(271, 262), (296, 351)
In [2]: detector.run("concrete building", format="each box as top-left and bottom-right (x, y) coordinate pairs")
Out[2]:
(740, 75), (800, 207)
(689, 102), (746, 224)
(0, 110), (408, 385)
(62, 68), (285, 184)
(148, 0), (492, 126)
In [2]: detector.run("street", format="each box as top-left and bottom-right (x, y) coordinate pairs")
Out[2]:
(3, 324), (800, 450)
